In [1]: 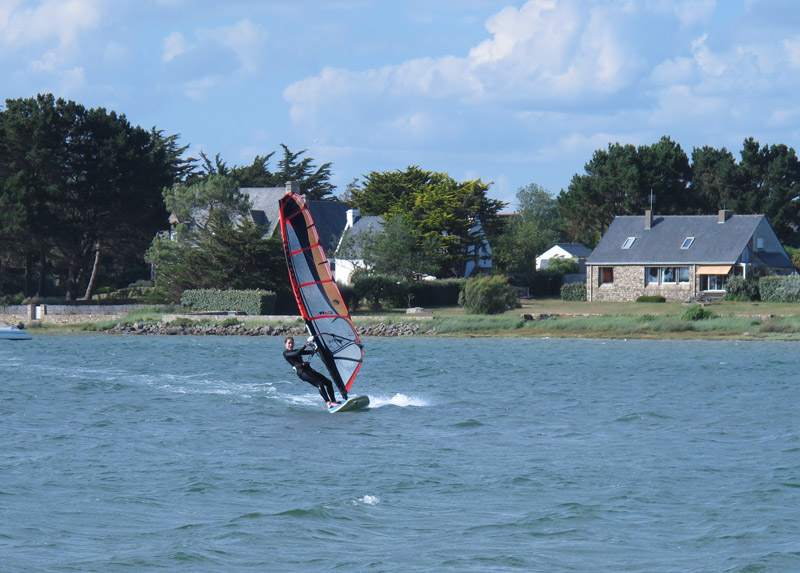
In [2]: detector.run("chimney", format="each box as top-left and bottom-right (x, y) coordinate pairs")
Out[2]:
(346, 208), (361, 228)
(718, 209), (733, 223)
(285, 181), (300, 195)
(645, 209), (653, 230)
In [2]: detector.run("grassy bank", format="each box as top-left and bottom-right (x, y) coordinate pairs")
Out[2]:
(12, 298), (800, 340)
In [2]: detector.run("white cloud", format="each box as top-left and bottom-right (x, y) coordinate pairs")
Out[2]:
(0, 0), (101, 48)
(163, 31), (189, 63)
(673, 0), (715, 27)
(196, 19), (266, 76)
(783, 36), (800, 68)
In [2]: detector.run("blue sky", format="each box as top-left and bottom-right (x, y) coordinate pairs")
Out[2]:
(2, 0), (799, 209)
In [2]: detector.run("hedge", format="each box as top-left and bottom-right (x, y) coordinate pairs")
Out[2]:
(351, 275), (463, 310)
(759, 275), (800, 302)
(181, 289), (276, 315)
(560, 282), (586, 301)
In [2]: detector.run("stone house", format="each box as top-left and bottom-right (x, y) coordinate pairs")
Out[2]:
(585, 210), (796, 302)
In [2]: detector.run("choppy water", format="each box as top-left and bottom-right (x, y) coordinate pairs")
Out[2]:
(1, 335), (799, 571)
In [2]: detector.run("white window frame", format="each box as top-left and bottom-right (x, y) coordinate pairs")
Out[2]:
(681, 237), (694, 249)
(622, 237), (636, 249)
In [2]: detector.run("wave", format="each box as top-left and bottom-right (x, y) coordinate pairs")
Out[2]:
(368, 393), (429, 408)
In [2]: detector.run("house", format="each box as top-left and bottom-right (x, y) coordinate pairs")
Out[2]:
(170, 181), (349, 254)
(333, 210), (384, 284)
(332, 210), (494, 284)
(585, 209), (796, 302)
(536, 243), (591, 271)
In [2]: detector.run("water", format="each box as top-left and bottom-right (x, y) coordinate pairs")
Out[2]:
(1, 335), (799, 572)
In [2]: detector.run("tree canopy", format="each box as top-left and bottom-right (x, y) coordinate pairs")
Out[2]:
(0, 94), (188, 300)
(193, 144), (335, 200)
(347, 166), (506, 278)
(558, 136), (800, 247)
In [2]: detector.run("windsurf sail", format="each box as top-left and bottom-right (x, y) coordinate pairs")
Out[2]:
(278, 191), (363, 391)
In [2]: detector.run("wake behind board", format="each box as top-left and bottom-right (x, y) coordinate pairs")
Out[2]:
(329, 395), (370, 413)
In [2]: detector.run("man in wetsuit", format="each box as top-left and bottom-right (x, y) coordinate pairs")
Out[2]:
(283, 336), (347, 408)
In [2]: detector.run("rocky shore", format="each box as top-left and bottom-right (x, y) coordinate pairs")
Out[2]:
(106, 320), (429, 337)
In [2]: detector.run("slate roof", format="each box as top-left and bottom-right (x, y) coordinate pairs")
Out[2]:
(240, 187), (350, 252)
(587, 214), (768, 265)
(337, 216), (384, 257)
(553, 243), (592, 258)
(241, 186), (285, 238)
(307, 200), (350, 253)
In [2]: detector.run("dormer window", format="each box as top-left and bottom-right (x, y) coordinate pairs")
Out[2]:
(622, 237), (636, 249)
(681, 237), (694, 249)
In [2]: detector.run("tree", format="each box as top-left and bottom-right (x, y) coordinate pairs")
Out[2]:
(337, 213), (442, 280)
(146, 211), (286, 301)
(192, 144), (336, 199)
(689, 145), (740, 214)
(0, 94), (187, 300)
(164, 173), (251, 232)
(737, 138), (800, 246)
(492, 183), (567, 285)
(558, 137), (691, 247)
(348, 166), (506, 277)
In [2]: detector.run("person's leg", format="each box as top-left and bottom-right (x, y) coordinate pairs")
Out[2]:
(299, 371), (334, 404)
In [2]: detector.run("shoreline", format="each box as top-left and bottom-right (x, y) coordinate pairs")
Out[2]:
(6, 310), (800, 341)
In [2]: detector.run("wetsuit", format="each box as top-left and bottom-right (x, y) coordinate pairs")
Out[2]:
(283, 345), (346, 404)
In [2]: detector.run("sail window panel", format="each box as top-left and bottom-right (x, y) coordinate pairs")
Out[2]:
(662, 267), (676, 284)
(646, 267), (659, 285)
(678, 267), (690, 283)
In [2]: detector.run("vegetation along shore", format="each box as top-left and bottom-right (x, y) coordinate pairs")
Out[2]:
(9, 299), (800, 341)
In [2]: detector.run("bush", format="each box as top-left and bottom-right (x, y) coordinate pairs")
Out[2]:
(723, 276), (760, 301)
(459, 275), (519, 315)
(560, 282), (586, 301)
(759, 275), (800, 302)
(682, 305), (715, 321)
(636, 295), (666, 303)
(407, 279), (463, 307)
(181, 289), (276, 315)
(352, 275), (405, 310)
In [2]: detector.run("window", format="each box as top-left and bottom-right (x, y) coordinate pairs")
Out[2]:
(645, 267), (690, 286)
(622, 237), (636, 249)
(600, 267), (614, 284)
(681, 237), (694, 249)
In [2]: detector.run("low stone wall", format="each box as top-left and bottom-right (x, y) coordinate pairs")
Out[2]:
(106, 321), (426, 337)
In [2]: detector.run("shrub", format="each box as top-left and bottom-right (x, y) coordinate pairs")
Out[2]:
(351, 275), (405, 310)
(759, 275), (800, 302)
(637, 295), (666, 303)
(181, 289), (276, 315)
(723, 276), (760, 301)
(560, 282), (586, 301)
(681, 305), (715, 321)
(459, 275), (519, 315)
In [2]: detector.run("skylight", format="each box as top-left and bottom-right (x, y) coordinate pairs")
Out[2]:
(681, 237), (694, 249)
(622, 237), (636, 249)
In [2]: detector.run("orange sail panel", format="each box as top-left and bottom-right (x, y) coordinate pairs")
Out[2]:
(278, 192), (363, 391)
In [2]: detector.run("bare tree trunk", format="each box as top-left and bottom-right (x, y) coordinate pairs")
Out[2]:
(82, 245), (101, 301)
(36, 251), (47, 299)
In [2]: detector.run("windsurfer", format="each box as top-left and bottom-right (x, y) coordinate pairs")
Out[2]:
(283, 336), (347, 408)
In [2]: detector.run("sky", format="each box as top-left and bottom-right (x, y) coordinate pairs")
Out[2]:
(2, 0), (800, 210)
